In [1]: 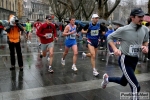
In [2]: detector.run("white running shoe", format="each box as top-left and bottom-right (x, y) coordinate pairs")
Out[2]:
(72, 65), (78, 71)
(93, 70), (99, 76)
(109, 52), (114, 55)
(48, 66), (54, 73)
(47, 57), (50, 61)
(28, 41), (31, 44)
(82, 52), (86, 59)
(101, 73), (109, 89)
(27, 40), (29, 44)
(61, 58), (65, 65)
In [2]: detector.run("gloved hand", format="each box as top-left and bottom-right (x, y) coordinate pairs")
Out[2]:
(5, 25), (13, 33)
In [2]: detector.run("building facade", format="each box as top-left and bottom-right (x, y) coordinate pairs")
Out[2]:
(0, 0), (24, 20)
(24, 0), (50, 21)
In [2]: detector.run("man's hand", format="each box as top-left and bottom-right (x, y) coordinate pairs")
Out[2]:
(76, 33), (79, 37)
(113, 48), (121, 56)
(55, 37), (58, 41)
(141, 46), (148, 53)
(44, 34), (48, 38)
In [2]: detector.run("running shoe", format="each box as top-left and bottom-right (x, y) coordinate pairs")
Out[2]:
(101, 73), (109, 89)
(28, 41), (31, 44)
(93, 70), (99, 76)
(82, 52), (86, 59)
(61, 58), (65, 65)
(72, 65), (78, 71)
(48, 67), (54, 73)
(47, 57), (50, 61)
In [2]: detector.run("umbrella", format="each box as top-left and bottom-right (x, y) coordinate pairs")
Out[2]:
(0, 20), (9, 27)
(143, 15), (150, 22)
(81, 21), (89, 24)
(75, 20), (81, 25)
(64, 20), (69, 23)
(56, 22), (62, 25)
(99, 19), (109, 25)
(112, 20), (125, 26)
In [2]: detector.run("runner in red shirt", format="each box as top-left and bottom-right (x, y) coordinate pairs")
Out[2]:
(37, 15), (58, 73)
(34, 19), (42, 46)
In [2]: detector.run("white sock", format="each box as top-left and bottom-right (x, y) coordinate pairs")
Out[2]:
(93, 68), (96, 71)
(49, 66), (51, 69)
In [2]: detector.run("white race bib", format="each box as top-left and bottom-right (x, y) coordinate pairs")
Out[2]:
(69, 33), (76, 39)
(46, 33), (53, 39)
(91, 30), (99, 36)
(129, 45), (141, 56)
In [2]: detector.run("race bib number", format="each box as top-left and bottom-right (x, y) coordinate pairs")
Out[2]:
(70, 33), (76, 39)
(91, 30), (99, 36)
(46, 33), (53, 39)
(129, 45), (141, 56)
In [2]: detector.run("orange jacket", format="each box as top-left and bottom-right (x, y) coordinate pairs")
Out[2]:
(7, 26), (21, 43)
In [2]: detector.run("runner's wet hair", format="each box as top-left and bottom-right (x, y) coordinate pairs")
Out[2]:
(69, 16), (75, 21)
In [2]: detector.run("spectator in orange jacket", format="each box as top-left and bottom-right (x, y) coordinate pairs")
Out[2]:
(5, 14), (24, 71)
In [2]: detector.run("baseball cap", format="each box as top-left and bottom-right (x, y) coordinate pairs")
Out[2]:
(46, 15), (52, 20)
(92, 14), (99, 18)
(130, 8), (145, 16)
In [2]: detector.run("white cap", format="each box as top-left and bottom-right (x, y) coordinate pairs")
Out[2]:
(92, 14), (99, 18)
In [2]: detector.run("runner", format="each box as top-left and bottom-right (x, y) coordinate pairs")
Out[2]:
(34, 19), (42, 46)
(34, 19), (43, 57)
(25, 19), (32, 44)
(37, 15), (58, 73)
(61, 16), (78, 71)
(81, 14), (105, 76)
(101, 8), (149, 100)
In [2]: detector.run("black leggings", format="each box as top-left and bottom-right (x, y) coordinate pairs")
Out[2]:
(148, 43), (150, 59)
(8, 42), (23, 67)
(108, 54), (140, 100)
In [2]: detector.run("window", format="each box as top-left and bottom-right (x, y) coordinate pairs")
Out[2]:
(10, 1), (11, 10)
(6, 0), (7, 9)
(1, 0), (3, 8)
(13, 3), (14, 11)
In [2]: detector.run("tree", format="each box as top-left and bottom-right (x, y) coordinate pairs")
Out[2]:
(58, 0), (83, 16)
(148, 0), (150, 15)
(81, 0), (97, 20)
(96, 0), (121, 19)
(48, 0), (68, 21)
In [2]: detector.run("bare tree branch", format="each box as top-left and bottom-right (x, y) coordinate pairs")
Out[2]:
(107, 0), (121, 17)
(103, 0), (108, 5)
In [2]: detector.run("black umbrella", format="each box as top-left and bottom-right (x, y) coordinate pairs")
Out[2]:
(56, 22), (62, 25)
(64, 20), (69, 23)
(81, 21), (89, 24)
(112, 20), (125, 26)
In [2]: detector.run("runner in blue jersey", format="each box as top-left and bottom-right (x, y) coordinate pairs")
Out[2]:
(61, 17), (78, 71)
(81, 14), (105, 76)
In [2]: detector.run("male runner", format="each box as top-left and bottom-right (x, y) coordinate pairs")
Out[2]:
(61, 17), (78, 71)
(37, 15), (58, 73)
(81, 14), (105, 76)
(101, 8), (149, 100)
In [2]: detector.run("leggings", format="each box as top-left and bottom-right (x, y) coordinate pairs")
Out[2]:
(8, 42), (23, 67)
(108, 54), (140, 100)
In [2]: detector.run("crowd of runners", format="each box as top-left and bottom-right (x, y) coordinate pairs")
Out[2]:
(0, 7), (149, 100)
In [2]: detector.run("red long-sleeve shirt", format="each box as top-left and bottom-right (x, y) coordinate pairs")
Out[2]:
(37, 23), (57, 44)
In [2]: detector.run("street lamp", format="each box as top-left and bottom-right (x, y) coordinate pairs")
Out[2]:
(39, 10), (43, 21)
